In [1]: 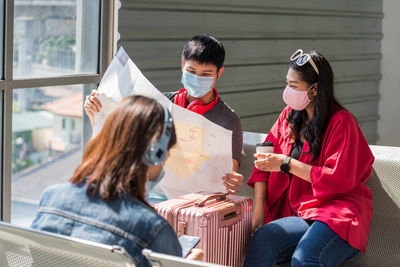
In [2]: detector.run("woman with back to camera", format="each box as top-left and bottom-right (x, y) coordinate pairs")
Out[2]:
(31, 95), (202, 267)
(244, 49), (374, 267)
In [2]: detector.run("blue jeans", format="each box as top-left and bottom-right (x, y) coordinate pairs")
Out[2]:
(244, 217), (359, 267)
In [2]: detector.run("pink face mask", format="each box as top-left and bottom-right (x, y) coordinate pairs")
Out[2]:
(282, 85), (312, 111)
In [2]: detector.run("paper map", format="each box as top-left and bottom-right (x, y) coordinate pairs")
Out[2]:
(93, 47), (232, 198)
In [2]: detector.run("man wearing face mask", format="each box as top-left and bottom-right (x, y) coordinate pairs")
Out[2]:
(85, 34), (244, 197)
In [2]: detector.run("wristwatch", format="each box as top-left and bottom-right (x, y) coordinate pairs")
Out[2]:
(280, 156), (292, 174)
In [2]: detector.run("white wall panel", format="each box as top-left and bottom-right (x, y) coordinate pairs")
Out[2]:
(118, 0), (382, 143)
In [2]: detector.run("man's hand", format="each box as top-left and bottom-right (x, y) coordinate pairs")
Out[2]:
(84, 89), (102, 127)
(222, 171), (244, 194)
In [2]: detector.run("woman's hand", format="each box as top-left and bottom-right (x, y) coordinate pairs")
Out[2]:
(84, 89), (102, 127)
(222, 171), (244, 194)
(252, 207), (265, 233)
(254, 153), (286, 172)
(186, 248), (204, 261)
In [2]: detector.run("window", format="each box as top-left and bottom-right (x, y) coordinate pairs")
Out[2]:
(11, 85), (92, 225)
(0, 0), (4, 78)
(13, 1), (100, 79)
(1, 1), (115, 224)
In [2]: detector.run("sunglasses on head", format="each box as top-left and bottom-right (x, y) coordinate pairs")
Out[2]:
(290, 49), (319, 75)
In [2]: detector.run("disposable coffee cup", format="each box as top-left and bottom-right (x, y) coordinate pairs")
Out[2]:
(256, 141), (274, 154)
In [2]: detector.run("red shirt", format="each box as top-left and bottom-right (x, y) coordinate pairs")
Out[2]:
(247, 106), (374, 252)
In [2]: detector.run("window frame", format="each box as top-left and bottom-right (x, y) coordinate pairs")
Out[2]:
(0, 0), (115, 222)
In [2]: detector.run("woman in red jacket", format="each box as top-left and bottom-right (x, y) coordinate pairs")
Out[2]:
(244, 49), (374, 267)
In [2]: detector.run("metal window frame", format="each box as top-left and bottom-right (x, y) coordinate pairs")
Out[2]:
(0, 0), (115, 222)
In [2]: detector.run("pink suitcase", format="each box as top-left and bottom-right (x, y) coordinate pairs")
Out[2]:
(154, 192), (253, 267)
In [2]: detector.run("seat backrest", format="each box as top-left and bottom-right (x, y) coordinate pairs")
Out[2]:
(142, 249), (227, 267)
(342, 145), (400, 266)
(0, 221), (135, 267)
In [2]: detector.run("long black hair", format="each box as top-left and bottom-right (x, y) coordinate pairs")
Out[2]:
(286, 51), (344, 162)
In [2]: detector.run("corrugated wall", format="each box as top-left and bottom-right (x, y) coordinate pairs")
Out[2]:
(118, 0), (382, 143)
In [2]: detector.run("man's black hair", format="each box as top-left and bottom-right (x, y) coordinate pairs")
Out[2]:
(182, 34), (225, 70)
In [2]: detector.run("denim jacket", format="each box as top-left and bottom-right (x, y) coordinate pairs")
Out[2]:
(31, 182), (182, 267)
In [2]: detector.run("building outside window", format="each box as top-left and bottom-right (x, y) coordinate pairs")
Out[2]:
(62, 118), (66, 130)
(1, 0), (114, 225)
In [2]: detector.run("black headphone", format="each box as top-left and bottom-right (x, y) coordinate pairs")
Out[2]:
(142, 105), (173, 166)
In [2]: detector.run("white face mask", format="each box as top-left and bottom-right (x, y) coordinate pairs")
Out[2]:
(145, 168), (165, 193)
(181, 71), (215, 98)
(282, 84), (314, 111)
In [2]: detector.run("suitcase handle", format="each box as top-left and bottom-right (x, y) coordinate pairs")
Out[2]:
(220, 204), (242, 227)
(194, 193), (228, 207)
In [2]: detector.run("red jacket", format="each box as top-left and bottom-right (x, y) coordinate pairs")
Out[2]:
(247, 106), (374, 253)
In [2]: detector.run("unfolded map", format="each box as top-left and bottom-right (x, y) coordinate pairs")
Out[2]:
(93, 47), (232, 198)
